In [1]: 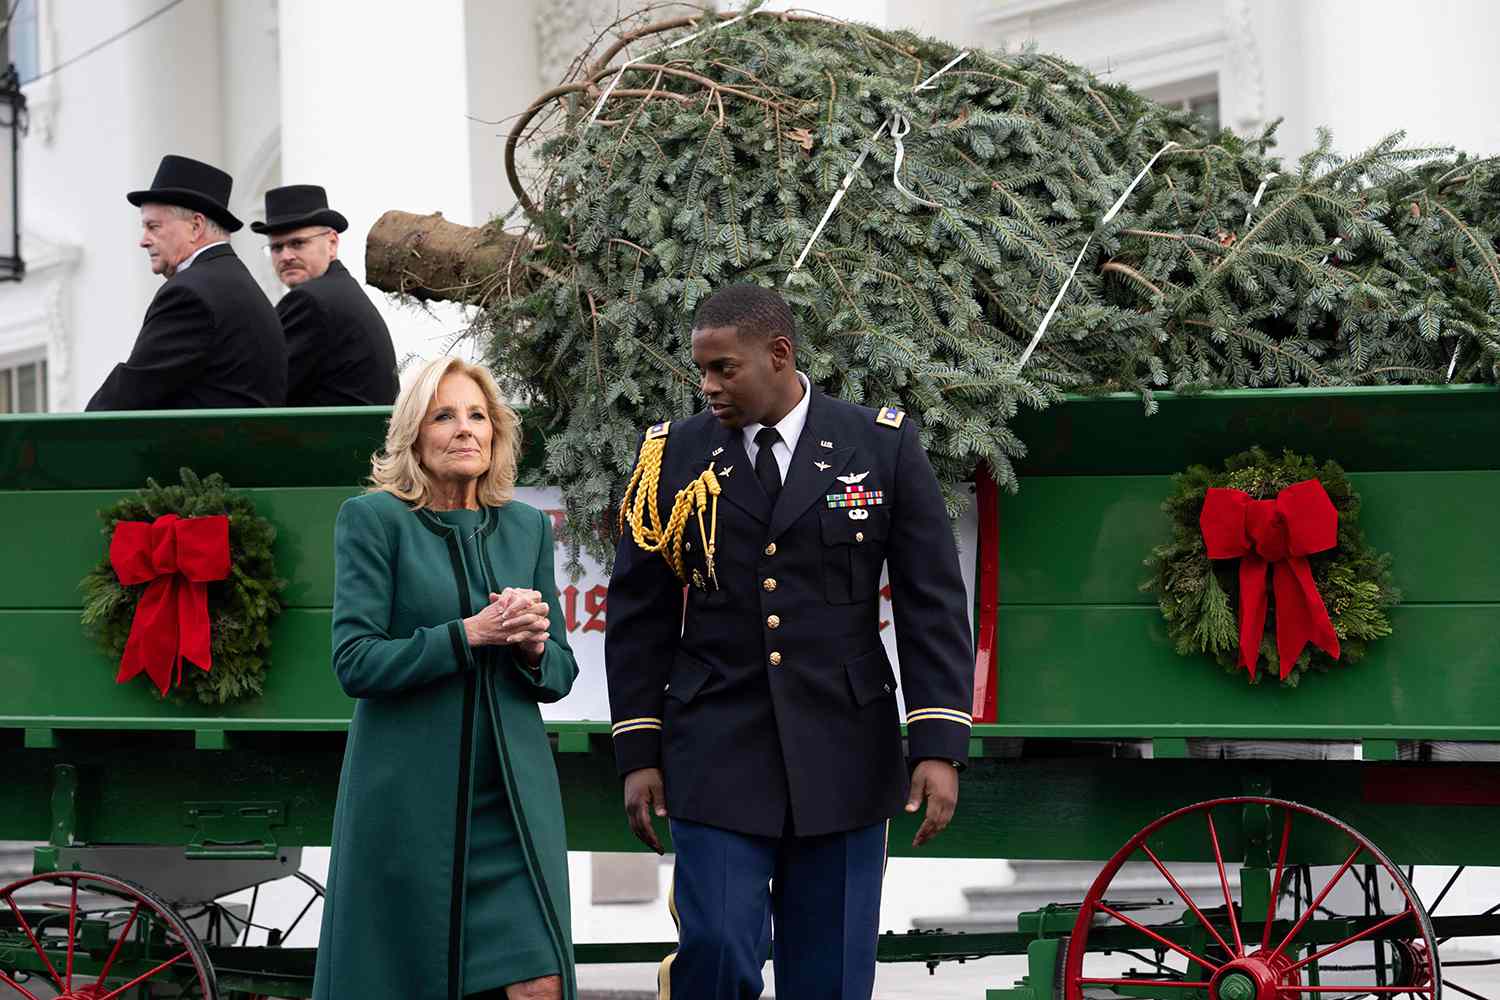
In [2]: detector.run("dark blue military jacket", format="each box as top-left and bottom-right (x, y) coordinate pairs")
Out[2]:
(605, 389), (975, 838)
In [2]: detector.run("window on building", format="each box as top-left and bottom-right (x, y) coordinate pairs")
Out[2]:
(1143, 75), (1220, 133)
(0, 356), (47, 412)
(7, 0), (40, 85)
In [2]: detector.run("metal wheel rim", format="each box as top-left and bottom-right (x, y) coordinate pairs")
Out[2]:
(1063, 796), (1439, 1000)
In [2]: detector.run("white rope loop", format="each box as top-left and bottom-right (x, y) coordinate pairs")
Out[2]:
(891, 113), (942, 209)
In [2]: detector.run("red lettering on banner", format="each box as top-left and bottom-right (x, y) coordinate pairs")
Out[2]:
(559, 586), (581, 632)
(879, 583), (893, 631)
(543, 509), (567, 535)
(583, 586), (608, 633)
(557, 585), (609, 634)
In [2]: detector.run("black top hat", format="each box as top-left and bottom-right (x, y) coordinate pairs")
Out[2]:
(251, 185), (349, 235)
(127, 154), (243, 233)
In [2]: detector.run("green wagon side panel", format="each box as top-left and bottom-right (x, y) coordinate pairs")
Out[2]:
(7, 745), (1500, 865)
(0, 609), (351, 727)
(991, 604), (1500, 737)
(997, 471), (1500, 606)
(0, 487), (355, 610)
(0, 407), (391, 491)
(7, 600), (1500, 735)
(1009, 384), (1500, 476)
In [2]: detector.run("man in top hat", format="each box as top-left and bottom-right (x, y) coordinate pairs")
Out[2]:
(87, 155), (286, 411)
(254, 185), (398, 407)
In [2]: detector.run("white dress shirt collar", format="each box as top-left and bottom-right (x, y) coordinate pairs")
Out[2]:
(176, 240), (228, 274)
(742, 371), (811, 469)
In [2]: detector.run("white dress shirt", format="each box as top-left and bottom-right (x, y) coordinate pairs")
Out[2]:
(742, 371), (811, 484)
(175, 240), (229, 274)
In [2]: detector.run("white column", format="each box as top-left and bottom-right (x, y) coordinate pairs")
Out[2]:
(27, 0), (227, 408)
(278, 0), (476, 368)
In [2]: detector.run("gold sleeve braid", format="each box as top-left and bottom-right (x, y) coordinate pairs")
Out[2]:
(619, 435), (722, 586)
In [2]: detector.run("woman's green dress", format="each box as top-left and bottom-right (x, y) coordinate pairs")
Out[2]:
(435, 507), (558, 990)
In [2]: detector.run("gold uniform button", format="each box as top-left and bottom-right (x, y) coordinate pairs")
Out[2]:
(763, 578), (778, 592)
(855, 531), (865, 543)
(767, 614), (781, 629)
(764, 542), (777, 557)
(769, 651), (782, 666)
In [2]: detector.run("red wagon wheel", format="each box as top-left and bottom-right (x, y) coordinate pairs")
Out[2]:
(1064, 797), (1439, 1000)
(1, 870), (217, 999)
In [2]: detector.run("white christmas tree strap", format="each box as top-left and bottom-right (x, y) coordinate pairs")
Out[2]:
(1016, 141), (1178, 368)
(584, 12), (747, 130)
(1243, 172), (1279, 227)
(789, 119), (891, 274)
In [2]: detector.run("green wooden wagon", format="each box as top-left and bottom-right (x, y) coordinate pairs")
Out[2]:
(2, 385), (1498, 999)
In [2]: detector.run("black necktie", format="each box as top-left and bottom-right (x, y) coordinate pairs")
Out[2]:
(754, 427), (782, 501)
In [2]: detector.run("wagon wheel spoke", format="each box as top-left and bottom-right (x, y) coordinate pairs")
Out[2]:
(1287, 910), (1417, 973)
(0, 971), (42, 1000)
(1098, 902), (1223, 973)
(64, 874), (78, 991)
(1263, 810), (1295, 950)
(1268, 843), (1365, 962)
(92, 949), (194, 1000)
(1139, 841), (1236, 958)
(1206, 812), (1246, 957)
(2, 893), (66, 993)
(91, 901), (143, 990)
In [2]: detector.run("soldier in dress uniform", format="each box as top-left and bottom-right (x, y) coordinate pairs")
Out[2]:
(605, 284), (975, 1000)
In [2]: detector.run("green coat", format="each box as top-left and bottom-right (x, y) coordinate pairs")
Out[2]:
(313, 490), (579, 1000)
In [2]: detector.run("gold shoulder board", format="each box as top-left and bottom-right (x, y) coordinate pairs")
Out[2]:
(646, 421), (672, 441)
(875, 407), (905, 429)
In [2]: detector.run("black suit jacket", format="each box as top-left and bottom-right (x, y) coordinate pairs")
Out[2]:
(279, 259), (399, 406)
(87, 244), (286, 411)
(605, 389), (975, 838)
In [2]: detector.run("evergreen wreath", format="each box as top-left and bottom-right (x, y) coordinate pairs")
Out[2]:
(80, 469), (286, 705)
(1144, 447), (1397, 686)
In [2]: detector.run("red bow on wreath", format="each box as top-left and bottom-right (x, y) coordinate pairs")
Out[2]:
(1199, 480), (1341, 680)
(109, 514), (230, 694)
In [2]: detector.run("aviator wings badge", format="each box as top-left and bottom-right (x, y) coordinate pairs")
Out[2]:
(837, 470), (870, 485)
(814, 461), (831, 471)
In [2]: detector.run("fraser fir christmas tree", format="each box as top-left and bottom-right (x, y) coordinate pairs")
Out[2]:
(368, 9), (1500, 566)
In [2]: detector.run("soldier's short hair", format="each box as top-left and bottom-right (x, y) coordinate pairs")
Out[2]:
(692, 284), (796, 346)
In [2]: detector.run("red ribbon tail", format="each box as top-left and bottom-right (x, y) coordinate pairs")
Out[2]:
(1275, 557), (1341, 680)
(1236, 556), (1269, 679)
(116, 578), (180, 695)
(179, 580), (214, 675)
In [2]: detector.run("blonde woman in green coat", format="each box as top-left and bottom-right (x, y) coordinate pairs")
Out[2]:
(313, 357), (580, 1000)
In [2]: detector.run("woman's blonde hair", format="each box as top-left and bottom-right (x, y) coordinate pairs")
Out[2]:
(367, 357), (521, 509)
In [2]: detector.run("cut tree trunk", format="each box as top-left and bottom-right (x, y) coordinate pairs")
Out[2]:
(364, 210), (531, 305)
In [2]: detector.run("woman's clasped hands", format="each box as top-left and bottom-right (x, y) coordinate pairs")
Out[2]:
(464, 587), (551, 666)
